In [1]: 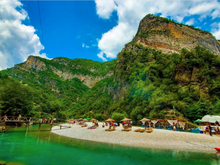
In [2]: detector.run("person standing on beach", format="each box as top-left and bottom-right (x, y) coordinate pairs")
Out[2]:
(208, 123), (212, 136)
(173, 122), (176, 131)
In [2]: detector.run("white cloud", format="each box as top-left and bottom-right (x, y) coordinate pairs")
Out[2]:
(95, 0), (220, 61)
(185, 18), (194, 25)
(95, 0), (117, 19)
(97, 52), (107, 61)
(212, 23), (220, 39)
(189, 0), (220, 15)
(212, 10), (220, 19)
(82, 43), (89, 48)
(176, 16), (184, 23)
(0, 0), (46, 70)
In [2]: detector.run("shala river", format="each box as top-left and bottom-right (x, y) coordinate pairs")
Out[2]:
(0, 125), (220, 165)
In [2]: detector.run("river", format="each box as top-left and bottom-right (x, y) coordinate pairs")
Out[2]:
(0, 125), (220, 165)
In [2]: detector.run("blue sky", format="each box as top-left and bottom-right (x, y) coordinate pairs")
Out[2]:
(21, 1), (118, 62)
(0, 0), (220, 69)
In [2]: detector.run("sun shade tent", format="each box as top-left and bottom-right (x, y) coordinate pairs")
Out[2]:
(150, 120), (158, 128)
(194, 119), (202, 123)
(121, 117), (131, 122)
(201, 115), (220, 123)
(212, 116), (220, 123)
(176, 118), (187, 130)
(167, 119), (178, 129)
(139, 118), (150, 128)
(105, 118), (115, 122)
(140, 118), (150, 123)
(90, 118), (97, 122)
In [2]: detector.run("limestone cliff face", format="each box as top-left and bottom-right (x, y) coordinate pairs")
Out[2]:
(11, 56), (114, 89)
(173, 64), (210, 98)
(132, 14), (220, 55)
(25, 56), (46, 71)
(112, 14), (220, 100)
(49, 65), (113, 88)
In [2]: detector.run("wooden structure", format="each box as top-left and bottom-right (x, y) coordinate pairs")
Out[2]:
(0, 116), (66, 133)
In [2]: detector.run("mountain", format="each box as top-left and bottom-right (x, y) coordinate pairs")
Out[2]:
(132, 14), (220, 55)
(72, 14), (220, 122)
(2, 56), (115, 103)
(2, 14), (220, 123)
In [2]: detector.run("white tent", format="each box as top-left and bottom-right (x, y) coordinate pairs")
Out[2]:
(201, 115), (220, 123)
(212, 116), (220, 123)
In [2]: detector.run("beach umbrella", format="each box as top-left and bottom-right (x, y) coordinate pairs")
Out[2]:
(121, 117), (131, 121)
(212, 116), (220, 123)
(194, 119), (202, 123)
(69, 115), (75, 118)
(86, 118), (90, 120)
(105, 118), (115, 122)
(201, 115), (216, 123)
(140, 118), (150, 122)
(78, 118), (83, 121)
(91, 118), (97, 121)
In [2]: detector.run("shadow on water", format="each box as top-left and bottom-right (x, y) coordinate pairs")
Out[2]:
(1, 125), (220, 165)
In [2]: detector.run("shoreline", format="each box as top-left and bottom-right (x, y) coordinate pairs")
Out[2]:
(51, 122), (219, 153)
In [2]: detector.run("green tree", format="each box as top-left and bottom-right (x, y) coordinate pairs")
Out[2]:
(111, 112), (125, 123)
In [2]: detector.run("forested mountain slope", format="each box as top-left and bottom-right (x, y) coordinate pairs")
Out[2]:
(1, 14), (220, 123)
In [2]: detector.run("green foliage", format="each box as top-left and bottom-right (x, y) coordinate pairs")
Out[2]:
(111, 112), (125, 123)
(0, 74), (66, 118)
(2, 44), (220, 123)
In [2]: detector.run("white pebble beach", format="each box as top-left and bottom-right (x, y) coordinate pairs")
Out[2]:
(52, 122), (220, 153)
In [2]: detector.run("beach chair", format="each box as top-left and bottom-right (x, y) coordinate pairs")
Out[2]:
(134, 128), (141, 132)
(105, 126), (112, 131)
(139, 129), (145, 133)
(146, 127), (153, 133)
(109, 126), (116, 131)
(125, 127), (132, 131)
(81, 124), (87, 127)
(122, 125), (128, 131)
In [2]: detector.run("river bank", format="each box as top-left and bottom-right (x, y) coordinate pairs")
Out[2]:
(52, 122), (219, 153)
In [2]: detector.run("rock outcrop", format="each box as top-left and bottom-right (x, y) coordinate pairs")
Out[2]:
(173, 64), (210, 98)
(6, 56), (115, 94)
(132, 14), (220, 55)
(25, 56), (46, 71)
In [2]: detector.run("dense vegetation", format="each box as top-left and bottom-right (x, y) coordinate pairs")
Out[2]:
(0, 57), (116, 119)
(70, 44), (220, 124)
(2, 44), (220, 124)
(0, 73), (66, 118)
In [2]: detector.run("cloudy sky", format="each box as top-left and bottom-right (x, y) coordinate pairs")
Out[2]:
(0, 0), (220, 70)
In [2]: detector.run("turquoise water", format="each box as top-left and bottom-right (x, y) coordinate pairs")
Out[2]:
(0, 125), (220, 165)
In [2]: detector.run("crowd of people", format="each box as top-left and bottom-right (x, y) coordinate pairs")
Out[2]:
(204, 122), (220, 136)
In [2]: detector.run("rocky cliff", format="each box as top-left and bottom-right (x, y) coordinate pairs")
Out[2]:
(113, 14), (220, 101)
(13, 56), (114, 88)
(2, 56), (116, 103)
(131, 14), (220, 55)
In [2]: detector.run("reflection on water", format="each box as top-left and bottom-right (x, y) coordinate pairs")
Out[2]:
(0, 125), (220, 165)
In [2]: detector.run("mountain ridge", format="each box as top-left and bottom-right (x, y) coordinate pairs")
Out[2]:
(2, 14), (220, 122)
(131, 14), (220, 55)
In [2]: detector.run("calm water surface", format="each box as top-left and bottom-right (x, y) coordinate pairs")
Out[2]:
(0, 125), (220, 165)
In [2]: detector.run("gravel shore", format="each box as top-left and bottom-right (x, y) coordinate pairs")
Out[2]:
(51, 122), (220, 153)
